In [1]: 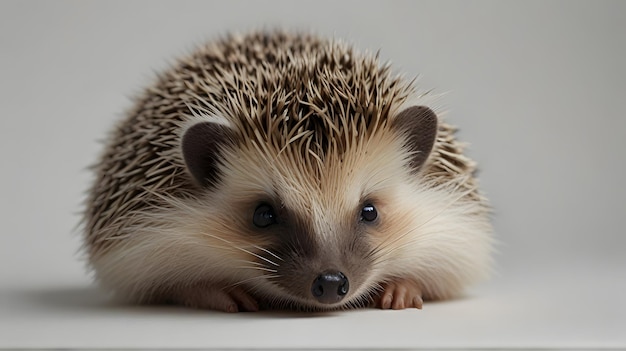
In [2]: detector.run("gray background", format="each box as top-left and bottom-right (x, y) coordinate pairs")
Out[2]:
(1, 0), (624, 348)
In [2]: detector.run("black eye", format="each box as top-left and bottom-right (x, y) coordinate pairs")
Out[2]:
(360, 204), (378, 222)
(253, 204), (277, 228)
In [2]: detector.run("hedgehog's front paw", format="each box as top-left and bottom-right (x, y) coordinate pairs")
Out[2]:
(375, 279), (423, 310)
(174, 284), (259, 312)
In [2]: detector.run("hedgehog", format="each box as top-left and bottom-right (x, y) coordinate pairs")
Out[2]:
(83, 31), (493, 312)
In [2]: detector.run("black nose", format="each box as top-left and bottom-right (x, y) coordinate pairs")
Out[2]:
(311, 271), (349, 304)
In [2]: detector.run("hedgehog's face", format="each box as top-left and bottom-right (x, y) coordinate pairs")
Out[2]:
(181, 106), (437, 310)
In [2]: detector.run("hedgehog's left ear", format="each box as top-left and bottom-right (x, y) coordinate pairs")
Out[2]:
(181, 121), (235, 188)
(392, 106), (438, 172)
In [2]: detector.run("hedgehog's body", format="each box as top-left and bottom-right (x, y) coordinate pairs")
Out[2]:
(84, 31), (492, 312)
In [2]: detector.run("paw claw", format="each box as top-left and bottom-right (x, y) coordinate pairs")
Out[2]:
(392, 297), (405, 310)
(381, 294), (393, 309)
(413, 296), (423, 309)
(226, 303), (239, 313)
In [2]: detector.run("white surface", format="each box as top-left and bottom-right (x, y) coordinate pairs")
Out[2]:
(1, 0), (625, 349)
(1, 258), (625, 349)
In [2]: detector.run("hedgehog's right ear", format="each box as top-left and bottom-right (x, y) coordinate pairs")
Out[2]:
(181, 121), (235, 187)
(392, 106), (438, 173)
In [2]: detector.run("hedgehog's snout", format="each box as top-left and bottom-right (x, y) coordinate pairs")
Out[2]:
(310, 270), (349, 304)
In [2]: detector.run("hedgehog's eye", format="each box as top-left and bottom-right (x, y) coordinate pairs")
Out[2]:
(360, 204), (378, 222)
(253, 204), (277, 228)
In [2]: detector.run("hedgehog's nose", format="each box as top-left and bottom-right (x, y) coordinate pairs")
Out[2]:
(311, 271), (349, 304)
